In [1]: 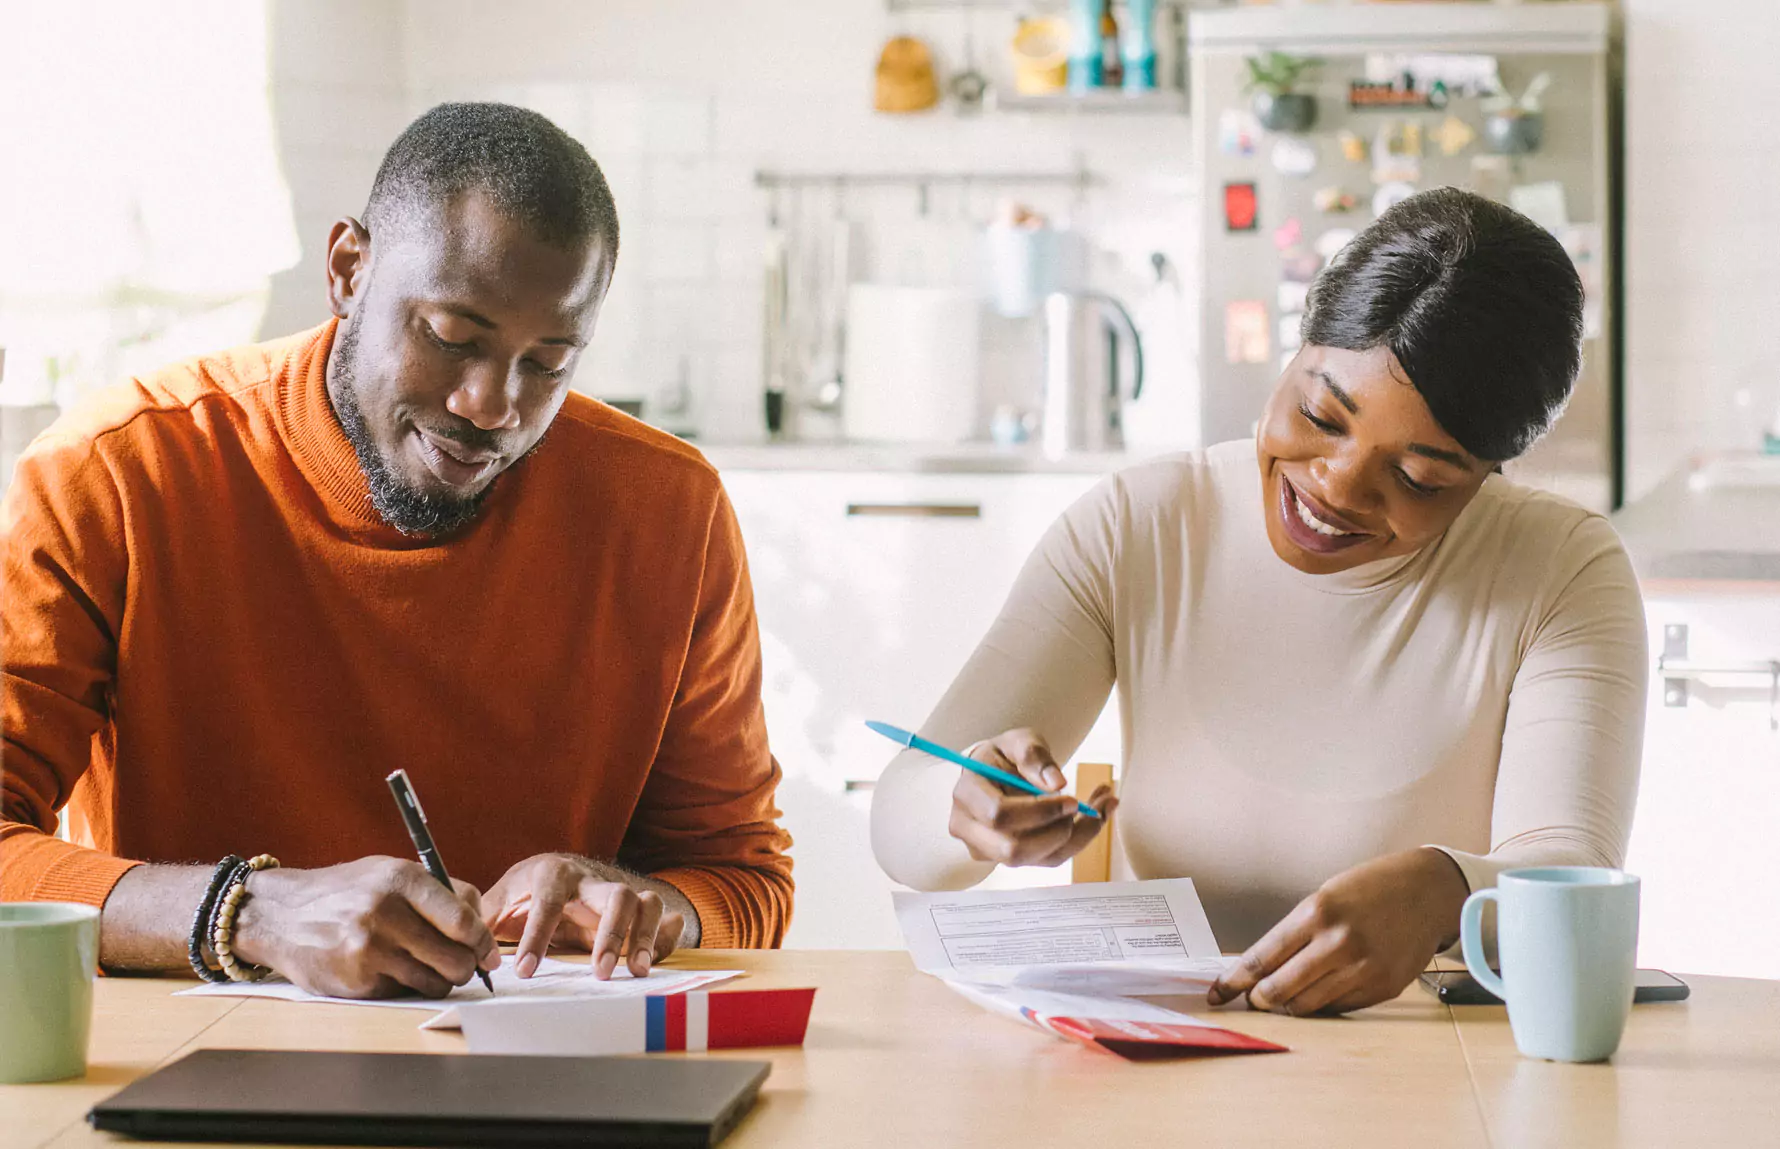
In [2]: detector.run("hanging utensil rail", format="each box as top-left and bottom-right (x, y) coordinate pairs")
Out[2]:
(754, 168), (1097, 192)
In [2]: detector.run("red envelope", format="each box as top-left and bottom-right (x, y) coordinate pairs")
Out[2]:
(1039, 1014), (1288, 1061)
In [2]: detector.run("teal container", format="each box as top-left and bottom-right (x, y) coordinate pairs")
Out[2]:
(1067, 0), (1102, 93)
(1123, 0), (1158, 92)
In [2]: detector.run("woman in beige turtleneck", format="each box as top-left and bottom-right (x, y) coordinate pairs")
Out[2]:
(870, 189), (1647, 1017)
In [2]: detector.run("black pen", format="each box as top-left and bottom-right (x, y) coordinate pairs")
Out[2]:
(385, 769), (496, 994)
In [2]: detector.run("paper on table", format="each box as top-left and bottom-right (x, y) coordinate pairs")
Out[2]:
(946, 980), (1287, 1059)
(174, 957), (744, 1029)
(892, 878), (1231, 993)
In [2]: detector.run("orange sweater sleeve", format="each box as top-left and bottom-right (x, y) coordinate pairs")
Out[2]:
(1, 430), (143, 904)
(621, 486), (794, 948)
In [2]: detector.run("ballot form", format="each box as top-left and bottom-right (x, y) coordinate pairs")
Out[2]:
(893, 878), (1231, 993)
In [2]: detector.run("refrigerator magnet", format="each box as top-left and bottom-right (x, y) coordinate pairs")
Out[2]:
(1219, 108), (1261, 157)
(1223, 182), (1259, 232)
(1508, 181), (1569, 232)
(1313, 185), (1357, 214)
(1277, 313), (1303, 353)
(1313, 228), (1357, 262)
(1270, 137), (1319, 178)
(1371, 122), (1420, 184)
(1337, 129), (1368, 164)
(1272, 217), (1303, 252)
(1372, 181), (1417, 216)
(1433, 115), (1477, 157)
(1280, 248), (1323, 284)
(1224, 301), (1270, 365)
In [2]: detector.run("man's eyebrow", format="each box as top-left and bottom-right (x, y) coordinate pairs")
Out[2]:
(443, 305), (497, 330)
(1407, 443), (1474, 470)
(441, 305), (583, 348)
(1315, 370), (1359, 414)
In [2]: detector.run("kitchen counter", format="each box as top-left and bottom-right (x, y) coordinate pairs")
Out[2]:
(1612, 454), (1780, 594)
(699, 440), (1147, 475)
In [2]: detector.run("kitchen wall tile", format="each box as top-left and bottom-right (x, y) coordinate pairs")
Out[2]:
(277, 145), (385, 221)
(645, 158), (757, 222)
(581, 85), (649, 157)
(641, 93), (714, 158)
(638, 222), (715, 283)
(272, 84), (411, 153)
(270, 0), (404, 88)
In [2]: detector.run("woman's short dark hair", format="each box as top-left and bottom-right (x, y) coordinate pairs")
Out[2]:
(1300, 187), (1584, 462)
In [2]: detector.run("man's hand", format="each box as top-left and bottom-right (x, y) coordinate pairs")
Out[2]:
(480, 854), (696, 981)
(230, 856), (500, 1000)
(1208, 847), (1471, 1016)
(946, 728), (1116, 868)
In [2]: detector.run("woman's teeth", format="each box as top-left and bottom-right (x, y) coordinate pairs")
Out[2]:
(1294, 489), (1353, 537)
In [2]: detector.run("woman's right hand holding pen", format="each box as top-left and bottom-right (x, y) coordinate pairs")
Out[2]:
(946, 728), (1117, 868)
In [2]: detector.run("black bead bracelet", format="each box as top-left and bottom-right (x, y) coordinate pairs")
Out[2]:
(188, 855), (244, 983)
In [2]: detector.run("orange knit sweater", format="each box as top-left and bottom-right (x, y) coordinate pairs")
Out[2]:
(0, 321), (792, 947)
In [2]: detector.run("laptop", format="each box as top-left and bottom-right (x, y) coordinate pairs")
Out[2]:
(89, 1049), (770, 1147)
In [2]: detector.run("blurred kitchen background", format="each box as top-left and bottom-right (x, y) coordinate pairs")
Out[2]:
(2, 1), (1776, 972)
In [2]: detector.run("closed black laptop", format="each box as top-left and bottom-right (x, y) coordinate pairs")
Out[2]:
(89, 1049), (770, 1147)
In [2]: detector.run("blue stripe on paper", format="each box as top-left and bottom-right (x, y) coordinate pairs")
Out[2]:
(645, 995), (666, 1052)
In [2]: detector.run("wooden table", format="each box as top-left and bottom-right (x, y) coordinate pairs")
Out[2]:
(6, 951), (1778, 1149)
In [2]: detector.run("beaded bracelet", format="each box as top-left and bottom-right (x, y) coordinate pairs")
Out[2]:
(208, 853), (280, 983)
(189, 856), (244, 983)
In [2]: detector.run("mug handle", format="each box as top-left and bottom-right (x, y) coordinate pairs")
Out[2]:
(1459, 889), (1507, 1002)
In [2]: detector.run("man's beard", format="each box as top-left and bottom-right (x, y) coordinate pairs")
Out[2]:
(330, 318), (496, 538)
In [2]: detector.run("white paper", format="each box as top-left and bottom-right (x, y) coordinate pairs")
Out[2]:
(175, 957), (744, 1029)
(944, 981), (1222, 1028)
(458, 996), (657, 1054)
(892, 878), (1226, 990)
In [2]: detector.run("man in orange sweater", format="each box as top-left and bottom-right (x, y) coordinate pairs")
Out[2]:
(1, 104), (792, 998)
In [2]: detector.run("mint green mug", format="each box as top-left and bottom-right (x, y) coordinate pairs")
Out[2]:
(1459, 867), (1639, 1063)
(0, 903), (100, 1083)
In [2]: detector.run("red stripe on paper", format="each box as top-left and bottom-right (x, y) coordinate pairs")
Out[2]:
(664, 992), (687, 1051)
(706, 987), (816, 1049)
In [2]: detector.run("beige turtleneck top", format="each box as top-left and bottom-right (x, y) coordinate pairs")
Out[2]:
(871, 440), (1647, 950)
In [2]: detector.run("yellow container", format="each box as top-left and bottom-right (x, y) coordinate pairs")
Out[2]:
(1011, 17), (1069, 96)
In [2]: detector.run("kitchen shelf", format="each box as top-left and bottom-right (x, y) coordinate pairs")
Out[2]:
(886, 0), (1195, 10)
(994, 88), (1188, 115)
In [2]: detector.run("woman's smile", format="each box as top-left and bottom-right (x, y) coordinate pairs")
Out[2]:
(1278, 473), (1375, 556)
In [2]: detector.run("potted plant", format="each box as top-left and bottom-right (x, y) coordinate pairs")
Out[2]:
(1245, 52), (1320, 133)
(1483, 72), (1551, 155)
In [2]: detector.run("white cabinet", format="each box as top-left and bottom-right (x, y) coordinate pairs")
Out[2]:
(1627, 591), (1780, 981)
(721, 466), (1121, 948)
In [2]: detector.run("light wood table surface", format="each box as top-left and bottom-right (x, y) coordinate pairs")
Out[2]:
(5, 951), (1776, 1149)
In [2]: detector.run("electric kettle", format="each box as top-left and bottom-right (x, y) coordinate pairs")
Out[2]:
(1041, 291), (1145, 458)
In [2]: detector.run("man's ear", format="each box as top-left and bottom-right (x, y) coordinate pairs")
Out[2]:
(324, 217), (371, 320)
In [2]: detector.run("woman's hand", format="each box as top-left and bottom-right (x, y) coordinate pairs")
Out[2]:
(946, 728), (1117, 868)
(1208, 847), (1470, 1016)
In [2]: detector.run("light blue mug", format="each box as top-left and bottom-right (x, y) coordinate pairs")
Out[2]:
(1459, 867), (1639, 1063)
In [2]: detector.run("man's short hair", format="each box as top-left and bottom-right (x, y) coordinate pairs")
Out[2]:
(364, 102), (619, 265)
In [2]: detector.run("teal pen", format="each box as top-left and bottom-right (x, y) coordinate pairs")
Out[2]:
(865, 721), (1102, 819)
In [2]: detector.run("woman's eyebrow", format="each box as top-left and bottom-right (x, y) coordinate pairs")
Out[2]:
(1313, 369), (1360, 414)
(1312, 365), (1473, 471)
(1407, 443), (1474, 470)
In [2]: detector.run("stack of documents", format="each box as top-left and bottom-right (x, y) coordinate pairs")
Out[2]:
(893, 878), (1286, 1059)
(176, 957), (744, 1030)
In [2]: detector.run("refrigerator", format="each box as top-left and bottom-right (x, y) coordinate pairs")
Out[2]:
(1190, 3), (1620, 510)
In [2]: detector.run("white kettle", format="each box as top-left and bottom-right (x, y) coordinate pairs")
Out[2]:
(1041, 291), (1145, 458)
